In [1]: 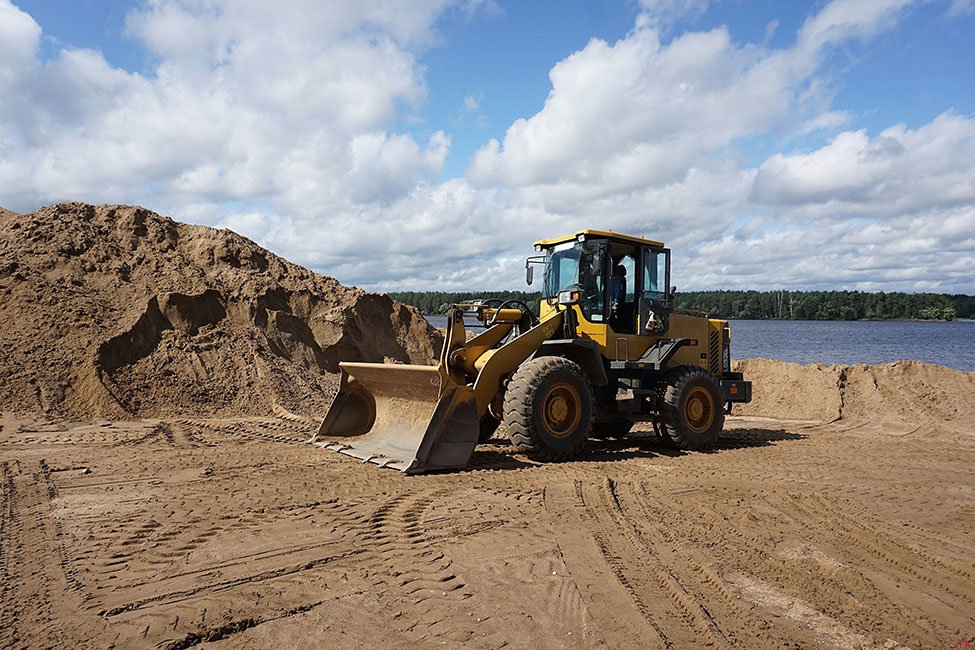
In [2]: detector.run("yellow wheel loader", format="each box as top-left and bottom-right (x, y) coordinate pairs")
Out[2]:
(310, 230), (751, 473)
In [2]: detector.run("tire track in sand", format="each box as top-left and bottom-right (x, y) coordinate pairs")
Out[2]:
(0, 460), (104, 648)
(546, 478), (676, 648)
(647, 487), (950, 648)
(352, 489), (489, 643)
(592, 477), (734, 648)
(615, 480), (789, 649)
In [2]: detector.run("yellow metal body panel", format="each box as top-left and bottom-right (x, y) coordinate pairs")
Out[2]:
(667, 314), (723, 371)
(486, 308), (525, 323)
(452, 323), (514, 377)
(533, 229), (664, 249)
(472, 309), (565, 414)
(538, 300), (726, 372)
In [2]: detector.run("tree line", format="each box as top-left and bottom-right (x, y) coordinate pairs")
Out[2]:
(672, 290), (968, 321)
(387, 290), (973, 321)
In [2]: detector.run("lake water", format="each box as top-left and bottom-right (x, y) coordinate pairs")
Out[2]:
(423, 315), (975, 372)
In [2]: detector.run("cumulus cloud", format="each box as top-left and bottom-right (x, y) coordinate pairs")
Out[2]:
(456, 0), (975, 293)
(695, 205), (975, 292)
(689, 111), (975, 292)
(1, 0), (973, 293)
(467, 0), (927, 193)
(752, 112), (975, 211)
(0, 0), (448, 219)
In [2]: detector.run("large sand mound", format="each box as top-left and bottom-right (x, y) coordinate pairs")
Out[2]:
(733, 358), (975, 429)
(0, 203), (439, 419)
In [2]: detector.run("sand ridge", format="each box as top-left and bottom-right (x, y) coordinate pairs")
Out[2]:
(0, 203), (440, 420)
(734, 358), (975, 431)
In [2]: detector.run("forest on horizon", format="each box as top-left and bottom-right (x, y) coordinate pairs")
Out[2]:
(386, 290), (973, 321)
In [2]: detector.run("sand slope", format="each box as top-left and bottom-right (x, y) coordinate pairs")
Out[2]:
(734, 358), (975, 431)
(0, 203), (439, 419)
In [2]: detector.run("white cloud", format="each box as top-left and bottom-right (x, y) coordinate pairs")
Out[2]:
(453, 0), (975, 293)
(793, 0), (919, 53)
(796, 109), (854, 134)
(752, 112), (975, 212)
(1, 0), (973, 294)
(695, 205), (975, 292)
(0, 1), (39, 74)
(468, 25), (781, 189)
(348, 131), (450, 203)
(0, 0), (448, 216)
(467, 0), (932, 193)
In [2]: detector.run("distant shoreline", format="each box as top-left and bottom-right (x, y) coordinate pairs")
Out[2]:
(420, 313), (972, 323)
(391, 290), (973, 322)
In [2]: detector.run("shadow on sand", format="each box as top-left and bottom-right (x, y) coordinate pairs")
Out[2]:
(464, 427), (805, 472)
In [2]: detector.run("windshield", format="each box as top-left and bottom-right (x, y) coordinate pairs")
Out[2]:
(542, 240), (606, 319)
(542, 241), (581, 300)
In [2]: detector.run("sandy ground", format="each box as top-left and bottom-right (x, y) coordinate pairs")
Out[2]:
(5, 204), (972, 648)
(2, 412), (972, 650)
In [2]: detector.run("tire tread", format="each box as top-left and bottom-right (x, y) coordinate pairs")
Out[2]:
(660, 366), (724, 451)
(503, 356), (593, 461)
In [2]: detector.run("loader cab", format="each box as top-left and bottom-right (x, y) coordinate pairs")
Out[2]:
(533, 230), (672, 338)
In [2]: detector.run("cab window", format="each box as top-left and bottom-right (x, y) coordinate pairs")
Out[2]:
(618, 254), (635, 303)
(542, 240), (606, 322)
(542, 242), (580, 301)
(578, 240), (606, 321)
(643, 249), (669, 300)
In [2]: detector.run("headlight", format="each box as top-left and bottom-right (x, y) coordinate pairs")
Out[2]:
(558, 289), (581, 305)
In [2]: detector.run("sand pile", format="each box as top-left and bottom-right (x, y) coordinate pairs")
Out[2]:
(733, 358), (975, 429)
(0, 202), (440, 419)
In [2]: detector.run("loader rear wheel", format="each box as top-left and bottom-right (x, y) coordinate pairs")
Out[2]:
(660, 366), (723, 451)
(504, 357), (593, 461)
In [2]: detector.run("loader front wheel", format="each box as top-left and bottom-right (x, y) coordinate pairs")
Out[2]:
(504, 357), (593, 461)
(660, 366), (723, 451)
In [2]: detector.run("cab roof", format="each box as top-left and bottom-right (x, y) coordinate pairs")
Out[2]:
(533, 229), (664, 249)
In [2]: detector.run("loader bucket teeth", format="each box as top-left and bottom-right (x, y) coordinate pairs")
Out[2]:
(313, 362), (479, 473)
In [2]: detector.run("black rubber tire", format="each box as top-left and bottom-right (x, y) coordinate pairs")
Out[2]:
(660, 366), (724, 451)
(591, 420), (633, 439)
(478, 414), (501, 443)
(503, 357), (594, 461)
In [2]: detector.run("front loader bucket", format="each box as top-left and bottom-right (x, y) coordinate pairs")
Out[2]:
(310, 362), (479, 473)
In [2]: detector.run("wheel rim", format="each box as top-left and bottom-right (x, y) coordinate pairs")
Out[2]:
(541, 381), (582, 438)
(683, 385), (715, 434)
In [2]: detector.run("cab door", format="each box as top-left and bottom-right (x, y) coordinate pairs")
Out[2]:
(637, 246), (672, 337)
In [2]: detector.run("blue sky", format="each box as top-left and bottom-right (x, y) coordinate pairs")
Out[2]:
(1, 0), (974, 292)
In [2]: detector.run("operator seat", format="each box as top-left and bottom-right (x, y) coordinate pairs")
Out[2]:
(610, 264), (632, 332)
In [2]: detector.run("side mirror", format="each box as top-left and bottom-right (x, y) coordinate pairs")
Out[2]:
(526, 265), (534, 286)
(670, 285), (677, 295)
